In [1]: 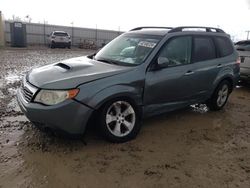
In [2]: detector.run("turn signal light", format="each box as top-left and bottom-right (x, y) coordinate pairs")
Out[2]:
(68, 89), (79, 98)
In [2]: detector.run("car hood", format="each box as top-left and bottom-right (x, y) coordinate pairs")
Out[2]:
(28, 56), (133, 89)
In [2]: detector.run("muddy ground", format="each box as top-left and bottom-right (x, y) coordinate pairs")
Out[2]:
(0, 48), (249, 188)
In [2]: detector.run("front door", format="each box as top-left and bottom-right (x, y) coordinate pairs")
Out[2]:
(144, 36), (195, 115)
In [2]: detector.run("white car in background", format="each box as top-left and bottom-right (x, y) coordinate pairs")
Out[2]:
(238, 51), (250, 82)
(235, 40), (250, 51)
(48, 31), (71, 48)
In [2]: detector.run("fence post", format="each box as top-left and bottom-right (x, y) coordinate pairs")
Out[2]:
(95, 24), (98, 48)
(71, 22), (74, 46)
(118, 26), (120, 36)
(0, 11), (5, 47)
(43, 20), (46, 46)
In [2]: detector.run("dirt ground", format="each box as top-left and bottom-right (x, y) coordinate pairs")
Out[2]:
(0, 48), (249, 188)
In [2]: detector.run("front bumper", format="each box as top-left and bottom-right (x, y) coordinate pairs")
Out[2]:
(52, 40), (71, 46)
(17, 89), (93, 135)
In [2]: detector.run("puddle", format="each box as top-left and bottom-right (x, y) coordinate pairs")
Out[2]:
(0, 90), (4, 99)
(0, 80), (4, 88)
(190, 104), (209, 114)
(236, 85), (242, 89)
(5, 72), (23, 84)
(7, 88), (18, 95)
(7, 98), (21, 112)
(0, 115), (28, 129)
(2, 115), (27, 123)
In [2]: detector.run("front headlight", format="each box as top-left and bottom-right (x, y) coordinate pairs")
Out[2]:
(34, 89), (79, 105)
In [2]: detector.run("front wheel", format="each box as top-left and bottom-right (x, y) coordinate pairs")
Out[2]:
(50, 42), (55, 49)
(207, 80), (230, 111)
(67, 43), (71, 49)
(98, 99), (141, 143)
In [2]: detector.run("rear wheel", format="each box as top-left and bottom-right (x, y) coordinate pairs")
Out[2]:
(98, 99), (141, 143)
(207, 80), (230, 111)
(50, 42), (55, 49)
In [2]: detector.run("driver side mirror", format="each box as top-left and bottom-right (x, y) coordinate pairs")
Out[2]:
(157, 57), (170, 68)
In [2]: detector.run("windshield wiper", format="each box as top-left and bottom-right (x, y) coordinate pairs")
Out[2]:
(95, 58), (119, 65)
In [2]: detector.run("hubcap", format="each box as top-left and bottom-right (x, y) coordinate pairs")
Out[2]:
(217, 84), (229, 107)
(106, 101), (136, 137)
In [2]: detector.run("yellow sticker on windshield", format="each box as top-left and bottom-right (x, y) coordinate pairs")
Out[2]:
(138, 41), (157, 48)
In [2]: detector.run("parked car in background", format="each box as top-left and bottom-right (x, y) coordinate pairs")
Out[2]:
(235, 40), (250, 51)
(17, 26), (240, 143)
(238, 51), (250, 82)
(48, 31), (71, 48)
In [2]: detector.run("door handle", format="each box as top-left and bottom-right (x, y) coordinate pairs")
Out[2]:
(217, 64), (222, 68)
(184, 70), (194, 76)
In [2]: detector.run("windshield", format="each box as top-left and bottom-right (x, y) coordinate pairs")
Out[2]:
(95, 34), (161, 66)
(54, 32), (68, 36)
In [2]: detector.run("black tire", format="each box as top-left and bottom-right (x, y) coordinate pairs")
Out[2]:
(206, 80), (231, 111)
(98, 99), (142, 143)
(68, 45), (71, 49)
(50, 43), (55, 49)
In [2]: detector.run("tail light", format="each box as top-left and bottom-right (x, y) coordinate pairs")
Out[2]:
(236, 57), (241, 65)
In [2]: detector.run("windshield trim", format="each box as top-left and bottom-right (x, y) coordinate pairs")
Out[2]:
(94, 56), (139, 67)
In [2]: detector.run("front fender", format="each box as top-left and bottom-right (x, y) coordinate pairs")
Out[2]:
(87, 84), (143, 109)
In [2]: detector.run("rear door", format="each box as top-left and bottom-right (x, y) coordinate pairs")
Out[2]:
(190, 36), (236, 101)
(189, 36), (221, 101)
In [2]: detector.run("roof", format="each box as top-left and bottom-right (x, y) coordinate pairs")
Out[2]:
(129, 29), (171, 36)
(128, 26), (226, 37)
(53, 31), (68, 33)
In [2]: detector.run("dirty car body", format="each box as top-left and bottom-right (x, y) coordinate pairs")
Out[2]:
(17, 26), (240, 142)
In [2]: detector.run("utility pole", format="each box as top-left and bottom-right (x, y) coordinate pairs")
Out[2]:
(246, 30), (250, 40)
(0, 11), (5, 47)
(95, 24), (98, 48)
(43, 19), (46, 46)
(118, 26), (120, 36)
(71, 22), (74, 46)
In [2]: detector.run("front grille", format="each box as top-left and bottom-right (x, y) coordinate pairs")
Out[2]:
(21, 77), (38, 103)
(22, 86), (34, 102)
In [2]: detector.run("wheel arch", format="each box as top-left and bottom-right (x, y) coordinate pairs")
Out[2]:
(96, 94), (143, 119)
(213, 75), (234, 94)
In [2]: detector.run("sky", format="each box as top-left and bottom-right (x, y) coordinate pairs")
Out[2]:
(1, 0), (250, 41)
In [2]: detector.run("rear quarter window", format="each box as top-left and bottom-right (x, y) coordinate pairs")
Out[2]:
(236, 41), (250, 45)
(193, 37), (216, 63)
(54, 32), (68, 36)
(215, 37), (233, 57)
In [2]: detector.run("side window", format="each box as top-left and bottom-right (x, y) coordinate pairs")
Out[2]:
(247, 41), (250, 45)
(193, 37), (216, 62)
(215, 37), (233, 57)
(158, 36), (192, 67)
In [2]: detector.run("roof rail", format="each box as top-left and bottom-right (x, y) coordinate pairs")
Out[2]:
(130, 26), (173, 31)
(169, 26), (225, 33)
